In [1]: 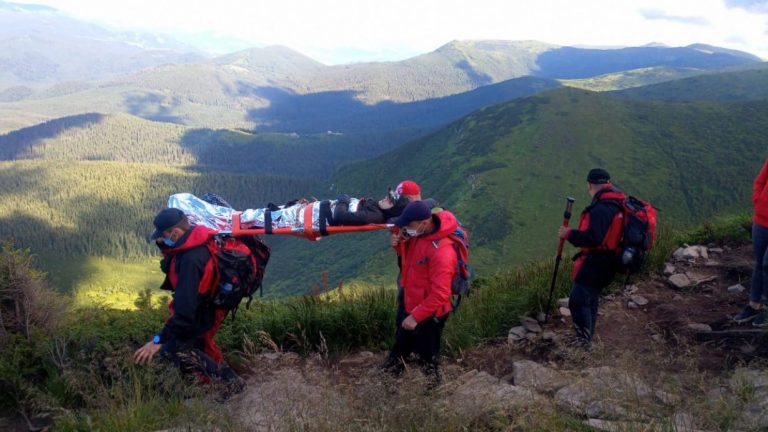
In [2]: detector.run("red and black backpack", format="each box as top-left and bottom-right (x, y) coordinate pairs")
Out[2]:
(207, 234), (270, 318)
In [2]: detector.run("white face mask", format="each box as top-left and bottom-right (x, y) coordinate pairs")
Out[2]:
(405, 228), (420, 237)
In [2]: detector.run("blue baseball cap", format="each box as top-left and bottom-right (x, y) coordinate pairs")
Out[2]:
(394, 201), (432, 227)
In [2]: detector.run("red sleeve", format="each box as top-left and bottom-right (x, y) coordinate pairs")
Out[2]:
(755, 161), (768, 205)
(411, 241), (456, 323)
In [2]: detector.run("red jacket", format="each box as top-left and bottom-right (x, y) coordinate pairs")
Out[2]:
(399, 211), (458, 323)
(754, 161), (768, 228)
(569, 187), (625, 288)
(158, 225), (227, 363)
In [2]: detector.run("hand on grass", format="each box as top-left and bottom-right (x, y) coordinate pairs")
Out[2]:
(134, 341), (162, 364)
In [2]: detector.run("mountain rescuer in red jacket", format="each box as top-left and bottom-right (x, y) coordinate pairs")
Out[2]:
(558, 168), (625, 346)
(134, 208), (245, 397)
(382, 200), (458, 387)
(734, 160), (768, 327)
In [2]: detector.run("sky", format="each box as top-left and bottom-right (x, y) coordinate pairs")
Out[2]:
(13, 0), (768, 64)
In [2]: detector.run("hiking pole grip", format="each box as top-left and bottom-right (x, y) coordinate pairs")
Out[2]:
(546, 197), (575, 322)
(555, 197), (576, 258)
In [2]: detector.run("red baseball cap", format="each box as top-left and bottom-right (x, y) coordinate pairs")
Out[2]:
(396, 180), (421, 197)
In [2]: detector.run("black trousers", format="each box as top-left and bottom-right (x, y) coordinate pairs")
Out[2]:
(386, 312), (448, 378)
(568, 282), (602, 342)
(159, 338), (238, 383)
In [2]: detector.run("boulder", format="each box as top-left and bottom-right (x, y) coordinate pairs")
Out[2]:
(555, 366), (676, 419)
(630, 295), (649, 306)
(663, 263), (677, 275)
(443, 370), (546, 417)
(672, 247), (686, 261)
(512, 360), (570, 394)
(682, 247), (700, 260)
(559, 307), (572, 317)
(508, 326), (527, 342)
(558, 298), (570, 308)
(686, 323), (712, 332)
(520, 317), (542, 333)
(727, 284), (746, 294)
(668, 274), (691, 289)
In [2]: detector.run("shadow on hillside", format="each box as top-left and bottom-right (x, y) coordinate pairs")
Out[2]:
(0, 113), (105, 160)
(124, 93), (184, 124)
(0, 211), (92, 293)
(234, 77), (561, 134)
(533, 46), (758, 80)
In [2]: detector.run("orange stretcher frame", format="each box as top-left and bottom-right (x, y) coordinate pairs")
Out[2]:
(230, 210), (393, 241)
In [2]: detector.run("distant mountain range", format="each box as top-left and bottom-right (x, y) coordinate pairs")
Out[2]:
(0, 1), (763, 137)
(0, 0), (206, 88)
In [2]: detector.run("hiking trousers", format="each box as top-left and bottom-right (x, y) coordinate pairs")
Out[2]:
(385, 314), (448, 380)
(569, 282), (602, 342)
(751, 223), (768, 305)
(159, 338), (240, 385)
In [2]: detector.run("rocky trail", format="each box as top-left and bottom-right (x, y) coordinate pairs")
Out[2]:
(165, 243), (768, 431)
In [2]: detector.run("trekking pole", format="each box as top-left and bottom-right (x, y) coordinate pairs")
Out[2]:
(544, 197), (575, 323)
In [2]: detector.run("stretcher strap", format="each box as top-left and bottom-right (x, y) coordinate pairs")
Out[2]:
(303, 204), (321, 241)
(319, 200), (332, 237)
(264, 209), (273, 234)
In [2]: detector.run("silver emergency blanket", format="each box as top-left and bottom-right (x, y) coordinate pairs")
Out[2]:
(168, 193), (361, 233)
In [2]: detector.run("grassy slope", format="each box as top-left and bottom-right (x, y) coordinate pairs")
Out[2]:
(329, 88), (766, 277)
(561, 66), (707, 91)
(614, 64), (768, 101)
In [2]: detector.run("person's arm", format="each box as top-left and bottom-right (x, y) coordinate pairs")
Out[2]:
(409, 241), (456, 323)
(754, 161), (768, 206)
(567, 204), (616, 248)
(158, 249), (208, 342)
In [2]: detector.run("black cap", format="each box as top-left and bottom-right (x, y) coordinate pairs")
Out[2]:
(150, 208), (185, 240)
(587, 168), (611, 184)
(394, 201), (432, 227)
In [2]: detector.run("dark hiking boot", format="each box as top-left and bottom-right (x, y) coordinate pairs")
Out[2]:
(215, 376), (246, 402)
(379, 357), (405, 378)
(734, 305), (763, 323)
(753, 311), (768, 328)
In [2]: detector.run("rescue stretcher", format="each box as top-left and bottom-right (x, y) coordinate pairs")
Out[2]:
(168, 193), (392, 241)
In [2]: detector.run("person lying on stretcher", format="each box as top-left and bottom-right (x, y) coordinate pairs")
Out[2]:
(167, 180), (426, 233)
(332, 180), (422, 225)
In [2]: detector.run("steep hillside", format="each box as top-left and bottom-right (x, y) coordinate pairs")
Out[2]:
(0, 159), (315, 292)
(3, 88), (767, 296)
(324, 88), (766, 279)
(0, 112), (421, 178)
(615, 64), (768, 101)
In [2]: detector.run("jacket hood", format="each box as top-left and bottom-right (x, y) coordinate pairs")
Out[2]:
(421, 210), (459, 241)
(158, 225), (215, 255)
(593, 187), (626, 204)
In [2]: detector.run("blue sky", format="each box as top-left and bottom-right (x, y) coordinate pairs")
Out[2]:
(13, 0), (768, 63)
